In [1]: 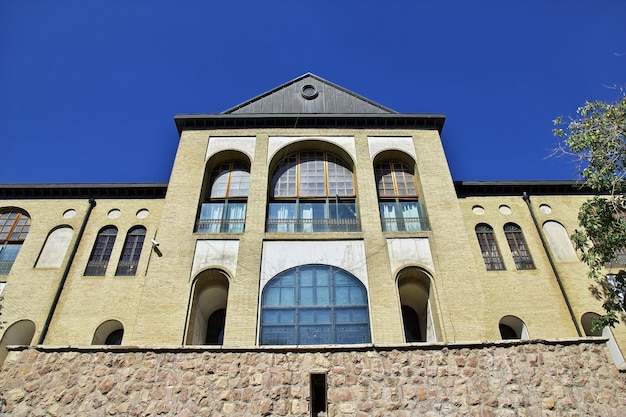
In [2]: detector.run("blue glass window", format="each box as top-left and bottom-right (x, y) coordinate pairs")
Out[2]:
(260, 265), (371, 345)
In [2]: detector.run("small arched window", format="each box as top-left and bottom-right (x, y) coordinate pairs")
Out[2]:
(92, 320), (124, 345)
(0, 209), (31, 275)
(85, 226), (117, 276)
(499, 315), (528, 340)
(116, 226), (146, 276)
(375, 160), (427, 231)
(260, 265), (371, 345)
(475, 223), (504, 270)
(267, 151), (358, 233)
(504, 223), (535, 270)
(197, 161), (249, 233)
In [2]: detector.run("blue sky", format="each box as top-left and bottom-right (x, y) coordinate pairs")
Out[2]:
(1, 1), (625, 184)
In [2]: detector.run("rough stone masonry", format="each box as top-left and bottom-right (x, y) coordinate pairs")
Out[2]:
(0, 338), (625, 416)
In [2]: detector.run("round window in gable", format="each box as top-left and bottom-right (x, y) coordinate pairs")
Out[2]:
(301, 84), (319, 100)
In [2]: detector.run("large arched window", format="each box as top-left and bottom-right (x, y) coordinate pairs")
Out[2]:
(197, 161), (249, 233)
(260, 265), (371, 345)
(267, 151), (359, 232)
(0, 209), (31, 275)
(475, 223), (505, 270)
(504, 223), (535, 270)
(115, 226), (146, 276)
(85, 226), (117, 276)
(375, 160), (427, 231)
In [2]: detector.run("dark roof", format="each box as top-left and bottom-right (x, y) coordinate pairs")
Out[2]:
(454, 180), (594, 197)
(0, 183), (168, 200)
(223, 73), (396, 114)
(174, 73), (446, 134)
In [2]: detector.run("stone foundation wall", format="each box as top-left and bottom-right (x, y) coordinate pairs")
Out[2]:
(0, 339), (625, 416)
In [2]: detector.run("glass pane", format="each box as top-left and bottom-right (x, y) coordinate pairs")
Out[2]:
(300, 286), (314, 305)
(264, 287), (281, 307)
(0, 243), (22, 260)
(281, 287), (295, 306)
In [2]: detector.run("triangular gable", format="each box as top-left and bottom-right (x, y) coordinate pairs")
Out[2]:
(223, 73), (396, 114)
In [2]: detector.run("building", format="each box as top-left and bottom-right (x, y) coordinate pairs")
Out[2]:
(0, 74), (625, 416)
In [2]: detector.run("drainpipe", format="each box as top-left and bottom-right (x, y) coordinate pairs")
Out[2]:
(37, 199), (96, 344)
(522, 192), (582, 337)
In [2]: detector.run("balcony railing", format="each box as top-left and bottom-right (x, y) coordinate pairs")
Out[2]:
(380, 217), (430, 232)
(267, 217), (360, 233)
(115, 260), (139, 276)
(196, 218), (245, 233)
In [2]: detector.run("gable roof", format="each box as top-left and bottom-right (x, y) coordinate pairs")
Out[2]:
(222, 73), (396, 114)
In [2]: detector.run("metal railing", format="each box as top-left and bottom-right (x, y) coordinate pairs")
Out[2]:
(84, 260), (108, 276)
(115, 260), (139, 276)
(0, 260), (14, 275)
(380, 217), (430, 232)
(196, 218), (245, 233)
(266, 217), (360, 233)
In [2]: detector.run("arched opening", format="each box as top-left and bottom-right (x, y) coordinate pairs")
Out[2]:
(267, 148), (358, 233)
(85, 226), (117, 276)
(475, 223), (504, 270)
(542, 221), (578, 262)
(581, 312), (626, 369)
(0, 319), (36, 365)
(196, 152), (250, 233)
(115, 226), (146, 276)
(260, 264), (371, 345)
(499, 315), (528, 340)
(92, 320), (124, 345)
(35, 226), (74, 269)
(186, 269), (229, 345)
(397, 267), (438, 342)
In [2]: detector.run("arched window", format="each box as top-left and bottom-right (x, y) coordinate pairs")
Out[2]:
(0, 209), (31, 275)
(35, 226), (74, 269)
(543, 221), (578, 262)
(186, 269), (229, 345)
(197, 161), (249, 233)
(375, 160), (427, 231)
(260, 265), (371, 345)
(85, 226), (117, 276)
(397, 267), (438, 342)
(581, 312), (626, 369)
(115, 226), (146, 276)
(504, 223), (535, 270)
(267, 151), (359, 232)
(92, 320), (124, 345)
(499, 315), (528, 340)
(475, 223), (504, 270)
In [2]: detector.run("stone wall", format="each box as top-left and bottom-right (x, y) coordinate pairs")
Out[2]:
(0, 339), (625, 416)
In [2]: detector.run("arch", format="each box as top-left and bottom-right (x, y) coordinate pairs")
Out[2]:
(260, 264), (371, 345)
(504, 223), (535, 270)
(0, 208), (31, 275)
(115, 226), (146, 276)
(542, 220), (578, 262)
(397, 267), (439, 342)
(85, 226), (117, 276)
(0, 319), (36, 365)
(499, 315), (528, 340)
(197, 151), (250, 233)
(268, 139), (355, 176)
(185, 269), (229, 345)
(92, 320), (124, 345)
(373, 153), (427, 232)
(581, 312), (626, 369)
(267, 148), (359, 233)
(475, 223), (504, 270)
(36, 225), (74, 268)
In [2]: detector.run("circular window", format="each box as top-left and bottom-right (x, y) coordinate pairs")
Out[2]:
(472, 205), (485, 215)
(301, 84), (319, 100)
(63, 209), (77, 219)
(499, 205), (512, 215)
(136, 209), (150, 219)
(539, 204), (552, 214)
(107, 209), (121, 219)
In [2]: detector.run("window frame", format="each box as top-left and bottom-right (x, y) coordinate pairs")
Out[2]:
(504, 223), (535, 270)
(475, 223), (505, 271)
(85, 226), (118, 276)
(115, 226), (146, 276)
(0, 210), (31, 275)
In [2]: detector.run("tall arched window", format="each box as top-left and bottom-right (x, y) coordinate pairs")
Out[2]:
(475, 223), (504, 270)
(85, 226), (117, 276)
(504, 223), (535, 270)
(267, 151), (359, 232)
(375, 160), (427, 231)
(115, 226), (146, 276)
(0, 209), (31, 275)
(197, 161), (249, 233)
(260, 265), (371, 345)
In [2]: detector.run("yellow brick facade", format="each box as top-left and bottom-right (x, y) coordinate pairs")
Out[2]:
(1, 74), (624, 369)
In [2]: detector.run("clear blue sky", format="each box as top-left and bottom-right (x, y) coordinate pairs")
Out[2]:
(1, 1), (624, 184)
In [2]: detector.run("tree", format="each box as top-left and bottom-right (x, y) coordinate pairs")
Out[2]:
(553, 93), (626, 329)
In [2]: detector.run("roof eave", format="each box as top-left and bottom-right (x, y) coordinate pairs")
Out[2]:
(174, 113), (446, 135)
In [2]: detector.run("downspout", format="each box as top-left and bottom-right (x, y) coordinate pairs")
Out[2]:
(37, 199), (96, 344)
(522, 192), (582, 337)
